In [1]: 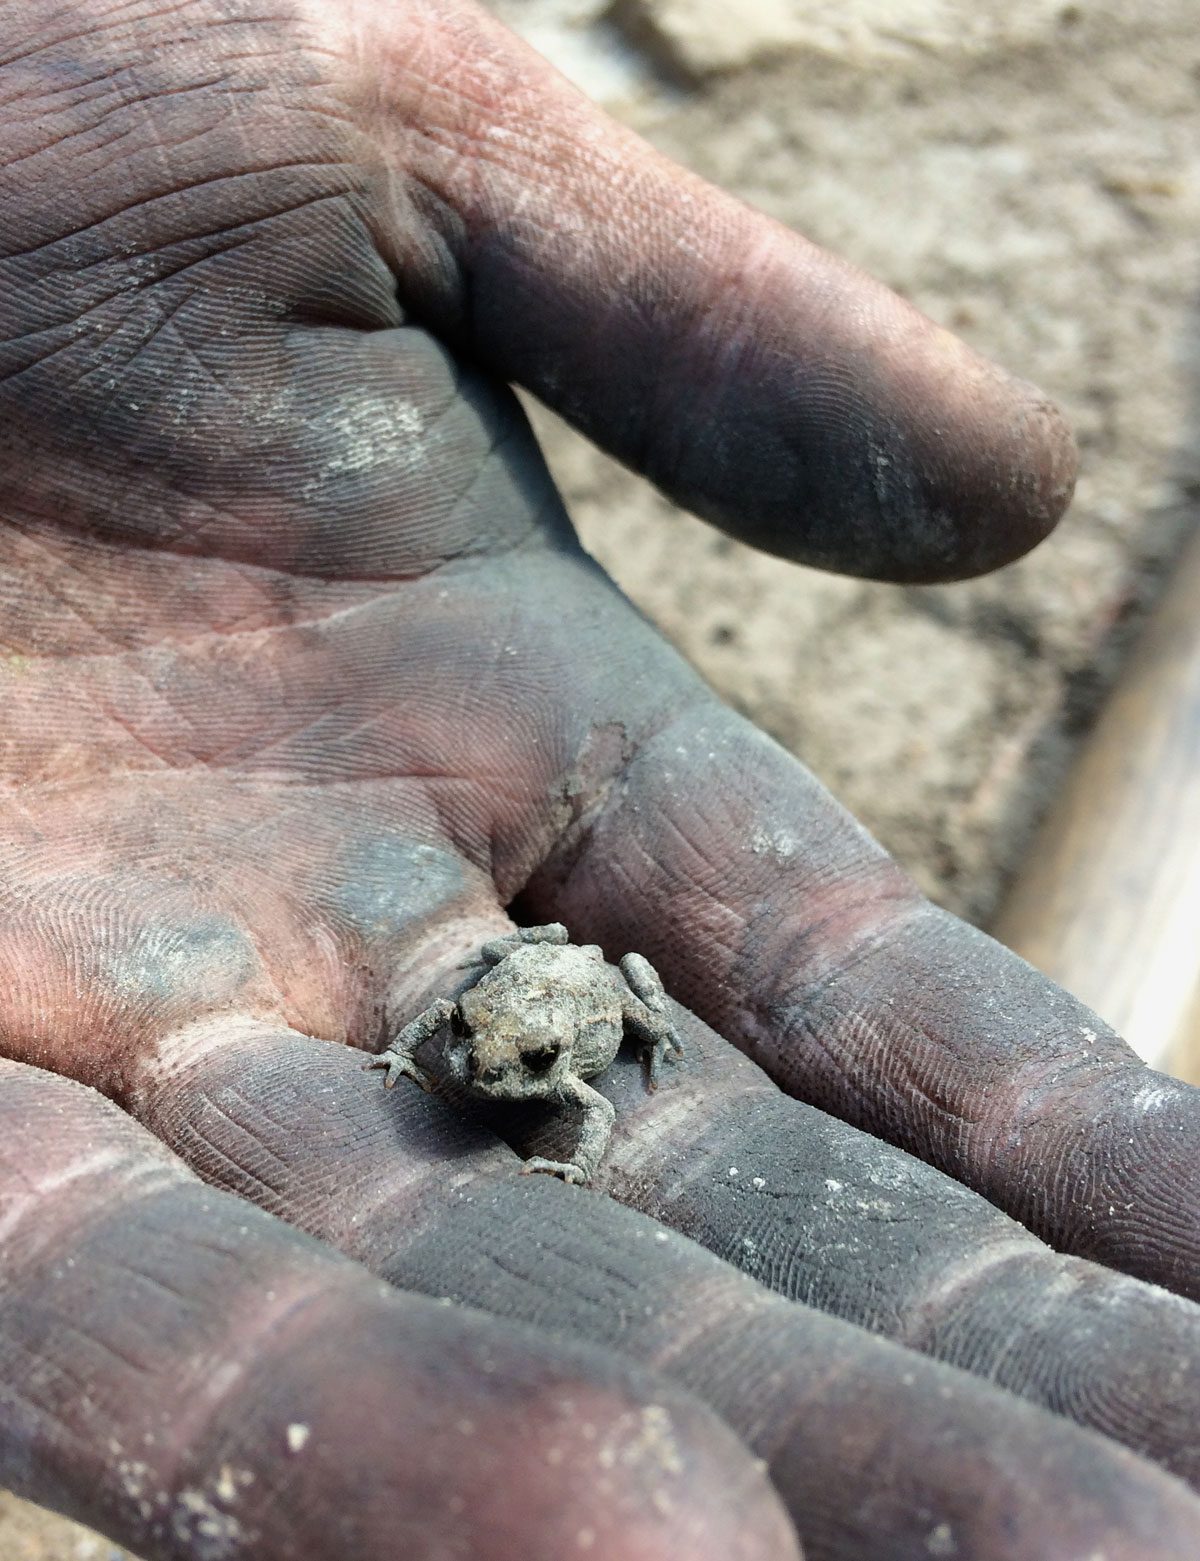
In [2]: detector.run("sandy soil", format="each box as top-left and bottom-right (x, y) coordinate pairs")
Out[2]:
(7, 0), (1199, 1553)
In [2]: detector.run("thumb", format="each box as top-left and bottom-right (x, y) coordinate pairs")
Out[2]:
(337, 0), (1076, 581)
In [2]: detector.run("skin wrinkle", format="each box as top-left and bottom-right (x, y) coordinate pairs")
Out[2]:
(757, 911), (938, 1087)
(1, 162), (357, 273)
(0, 1154), (185, 1257)
(891, 1237), (1062, 1353)
(0, 575), (572, 788)
(171, 1109), (295, 1206)
(0, 589), (422, 659)
(0, 542), (455, 654)
(42, 364), (538, 578)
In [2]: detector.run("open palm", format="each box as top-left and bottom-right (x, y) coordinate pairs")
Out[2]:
(0, 3), (1197, 1558)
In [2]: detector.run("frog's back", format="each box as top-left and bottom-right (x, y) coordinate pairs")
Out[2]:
(518, 943), (624, 1075)
(515, 940), (612, 993)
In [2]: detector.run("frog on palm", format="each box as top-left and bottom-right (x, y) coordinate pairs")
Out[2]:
(369, 924), (683, 1183)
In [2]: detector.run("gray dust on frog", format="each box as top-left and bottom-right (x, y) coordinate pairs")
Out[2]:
(368, 923), (683, 1183)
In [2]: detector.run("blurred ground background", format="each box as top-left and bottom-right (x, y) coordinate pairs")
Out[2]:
(7, 0), (1199, 1553)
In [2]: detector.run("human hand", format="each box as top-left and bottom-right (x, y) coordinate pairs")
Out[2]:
(0, 3), (1197, 1559)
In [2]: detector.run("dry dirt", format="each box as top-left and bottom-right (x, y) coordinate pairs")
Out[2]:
(7, 0), (1200, 1554)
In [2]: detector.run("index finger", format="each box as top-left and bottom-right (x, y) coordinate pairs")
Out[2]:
(330, 0), (1075, 582)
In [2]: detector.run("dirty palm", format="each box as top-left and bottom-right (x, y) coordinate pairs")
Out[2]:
(0, 2), (1199, 1560)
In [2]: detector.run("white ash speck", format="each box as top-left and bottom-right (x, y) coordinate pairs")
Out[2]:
(1133, 1082), (1176, 1113)
(927, 1520), (958, 1556)
(171, 1481), (253, 1561)
(213, 1467), (253, 1505)
(750, 827), (798, 860)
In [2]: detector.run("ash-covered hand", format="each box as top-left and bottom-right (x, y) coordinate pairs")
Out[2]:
(0, 4), (1197, 1560)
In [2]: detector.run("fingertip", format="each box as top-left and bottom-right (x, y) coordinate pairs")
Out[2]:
(866, 323), (1080, 583)
(1003, 1065), (1200, 1300)
(274, 1303), (803, 1561)
(690, 275), (1081, 584)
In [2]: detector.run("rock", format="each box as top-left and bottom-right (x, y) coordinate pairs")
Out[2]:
(611, 0), (1084, 78)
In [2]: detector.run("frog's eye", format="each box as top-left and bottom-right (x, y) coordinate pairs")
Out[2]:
(523, 1042), (561, 1075)
(449, 1008), (472, 1039)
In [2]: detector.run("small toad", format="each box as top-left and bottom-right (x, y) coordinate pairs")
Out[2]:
(368, 923), (683, 1184)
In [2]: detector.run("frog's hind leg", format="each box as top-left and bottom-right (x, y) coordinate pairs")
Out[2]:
(619, 952), (684, 1090)
(480, 922), (570, 965)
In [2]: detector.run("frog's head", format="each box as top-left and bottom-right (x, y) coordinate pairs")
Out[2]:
(444, 985), (572, 1099)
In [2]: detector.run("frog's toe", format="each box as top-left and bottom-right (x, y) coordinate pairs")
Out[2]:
(642, 1038), (679, 1090)
(366, 1051), (433, 1092)
(364, 1052), (395, 1083)
(521, 1156), (588, 1185)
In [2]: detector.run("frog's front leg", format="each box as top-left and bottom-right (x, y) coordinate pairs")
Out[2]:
(365, 997), (455, 1092)
(480, 922), (570, 965)
(522, 1075), (616, 1186)
(619, 952), (684, 1090)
